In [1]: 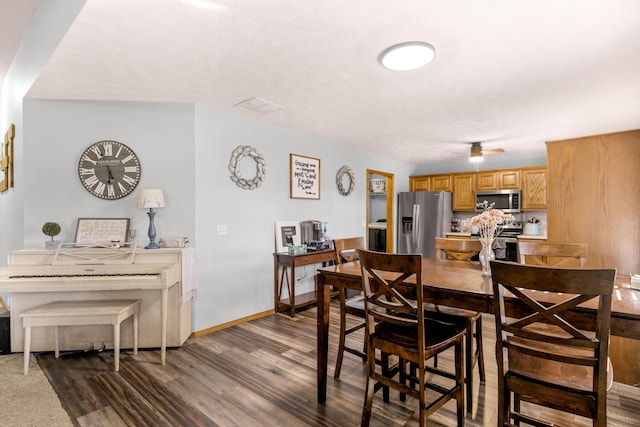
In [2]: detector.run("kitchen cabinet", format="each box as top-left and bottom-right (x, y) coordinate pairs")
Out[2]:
(409, 174), (451, 192)
(452, 174), (475, 211)
(430, 174), (452, 192)
(476, 170), (520, 190)
(475, 171), (498, 190)
(410, 166), (545, 212)
(498, 170), (520, 189)
(521, 167), (547, 210)
(409, 175), (429, 191)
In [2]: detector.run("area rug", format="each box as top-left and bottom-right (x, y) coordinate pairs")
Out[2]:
(0, 353), (73, 426)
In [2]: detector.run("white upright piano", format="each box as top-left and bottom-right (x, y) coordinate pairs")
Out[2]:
(0, 246), (194, 364)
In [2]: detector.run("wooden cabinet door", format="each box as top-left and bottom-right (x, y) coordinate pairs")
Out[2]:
(499, 170), (520, 189)
(521, 168), (547, 210)
(430, 174), (452, 192)
(453, 174), (475, 211)
(409, 176), (429, 191)
(476, 172), (498, 190)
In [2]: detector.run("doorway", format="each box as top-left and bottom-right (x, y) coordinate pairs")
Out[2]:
(366, 169), (394, 252)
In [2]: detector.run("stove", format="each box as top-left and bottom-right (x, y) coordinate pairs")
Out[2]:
(471, 221), (523, 262)
(471, 221), (523, 242)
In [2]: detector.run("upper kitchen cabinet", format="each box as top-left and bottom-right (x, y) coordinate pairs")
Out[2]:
(475, 171), (498, 190)
(430, 174), (452, 192)
(498, 170), (520, 189)
(410, 174), (452, 192)
(409, 175), (429, 191)
(410, 166), (545, 212)
(476, 170), (520, 190)
(521, 167), (547, 210)
(452, 173), (476, 211)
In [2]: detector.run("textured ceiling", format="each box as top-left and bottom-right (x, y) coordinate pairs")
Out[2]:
(4, 0), (640, 164)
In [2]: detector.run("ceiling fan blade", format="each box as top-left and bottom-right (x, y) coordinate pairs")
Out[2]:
(481, 148), (505, 155)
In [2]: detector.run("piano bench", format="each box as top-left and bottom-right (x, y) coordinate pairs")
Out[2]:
(20, 299), (141, 375)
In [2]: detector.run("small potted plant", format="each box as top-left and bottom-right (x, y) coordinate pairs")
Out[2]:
(42, 222), (61, 249)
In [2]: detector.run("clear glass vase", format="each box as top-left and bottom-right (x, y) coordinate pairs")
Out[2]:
(479, 240), (495, 277)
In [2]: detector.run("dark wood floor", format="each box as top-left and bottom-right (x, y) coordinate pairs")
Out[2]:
(36, 303), (640, 426)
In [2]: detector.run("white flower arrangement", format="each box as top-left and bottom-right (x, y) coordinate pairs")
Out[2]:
(471, 201), (515, 243)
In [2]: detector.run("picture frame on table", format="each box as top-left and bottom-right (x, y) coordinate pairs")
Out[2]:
(274, 221), (301, 253)
(75, 218), (130, 244)
(290, 153), (320, 199)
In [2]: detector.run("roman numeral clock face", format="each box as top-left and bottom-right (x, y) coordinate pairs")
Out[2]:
(78, 140), (141, 200)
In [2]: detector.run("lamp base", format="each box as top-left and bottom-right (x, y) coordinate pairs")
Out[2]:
(145, 242), (162, 249)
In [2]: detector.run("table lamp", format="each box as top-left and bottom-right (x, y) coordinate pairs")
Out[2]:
(137, 189), (166, 249)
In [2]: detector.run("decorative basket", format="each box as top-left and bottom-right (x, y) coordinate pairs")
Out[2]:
(160, 237), (189, 248)
(370, 178), (386, 193)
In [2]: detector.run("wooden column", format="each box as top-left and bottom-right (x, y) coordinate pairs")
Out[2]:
(546, 129), (640, 384)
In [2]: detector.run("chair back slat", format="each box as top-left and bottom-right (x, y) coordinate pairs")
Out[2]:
(435, 237), (482, 263)
(517, 241), (588, 268)
(333, 237), (365, 264)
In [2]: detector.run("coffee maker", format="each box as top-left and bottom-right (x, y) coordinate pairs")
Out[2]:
(300, 220), (331, 251)
(300, 220), (323, 244)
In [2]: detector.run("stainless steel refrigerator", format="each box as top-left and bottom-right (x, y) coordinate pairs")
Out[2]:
(397, 191), (453, 257)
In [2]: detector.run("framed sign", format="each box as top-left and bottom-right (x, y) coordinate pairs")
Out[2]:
(274, 221), (301, 253)
(290, 153), (320, 199)
(75, 218), (130, 244)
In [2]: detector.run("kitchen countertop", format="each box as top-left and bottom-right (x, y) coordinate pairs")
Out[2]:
(446, 232), (548, 240)
(518, 233), (547, 240)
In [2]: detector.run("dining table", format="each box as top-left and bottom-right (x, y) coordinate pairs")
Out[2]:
(315, 258), (640, 404)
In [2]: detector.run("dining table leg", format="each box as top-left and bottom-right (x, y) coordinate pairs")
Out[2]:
(317, 273), (330, 404)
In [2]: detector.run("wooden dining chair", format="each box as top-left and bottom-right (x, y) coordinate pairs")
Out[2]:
(358, 249), (466, 427)
(332, 237), (366, 378)
(490, 260), (616, 427)
(517, 241), (588, 268)
(432, 237), (485, 413)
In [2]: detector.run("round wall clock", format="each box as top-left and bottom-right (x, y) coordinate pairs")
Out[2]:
(78, 140), (141, 200)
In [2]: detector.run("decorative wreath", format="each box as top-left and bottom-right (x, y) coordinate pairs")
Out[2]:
(336, 165), (355, 196)
(228, 145), (266, 190)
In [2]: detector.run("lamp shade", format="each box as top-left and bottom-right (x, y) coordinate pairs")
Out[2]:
(137, 189), (166, 209)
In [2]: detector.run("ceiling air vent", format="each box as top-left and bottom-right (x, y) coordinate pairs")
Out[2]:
(233, 97), (285, 115)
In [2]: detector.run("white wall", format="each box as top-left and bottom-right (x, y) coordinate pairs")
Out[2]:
(16, 99), (413, 332)
(193, 104), (412, 330)
(23, 100), (196, 248)
(0, 0), (86, 261)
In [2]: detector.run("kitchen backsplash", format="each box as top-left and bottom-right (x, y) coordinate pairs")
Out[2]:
(453, 211), (547, 235)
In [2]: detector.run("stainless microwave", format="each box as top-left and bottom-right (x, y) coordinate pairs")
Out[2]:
(475, 189), (521, 213)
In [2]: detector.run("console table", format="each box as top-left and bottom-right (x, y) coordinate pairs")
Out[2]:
(273, 250), (337, 317)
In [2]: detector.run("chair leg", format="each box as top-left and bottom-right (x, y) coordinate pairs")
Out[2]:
(513, 393), (521, 426)
(334, 290), (348, 379)
(382, 353), (390, 403)
(465, 318), (474, 413)
(399, 358), (407, 402)
(476, 315), (486, 383)
(497, 385), (510, 426)
(361, 372), (375, 427)
(455, 339), (465, 426)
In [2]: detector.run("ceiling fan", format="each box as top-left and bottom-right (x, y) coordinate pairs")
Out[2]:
(467, 142), (505, 162)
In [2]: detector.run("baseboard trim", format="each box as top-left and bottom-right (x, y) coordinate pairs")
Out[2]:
(190, 309), (275, 338)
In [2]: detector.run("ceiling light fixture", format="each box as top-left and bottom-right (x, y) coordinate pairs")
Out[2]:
(469, 153), (483, 162)
(379, 41), (436, 71)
